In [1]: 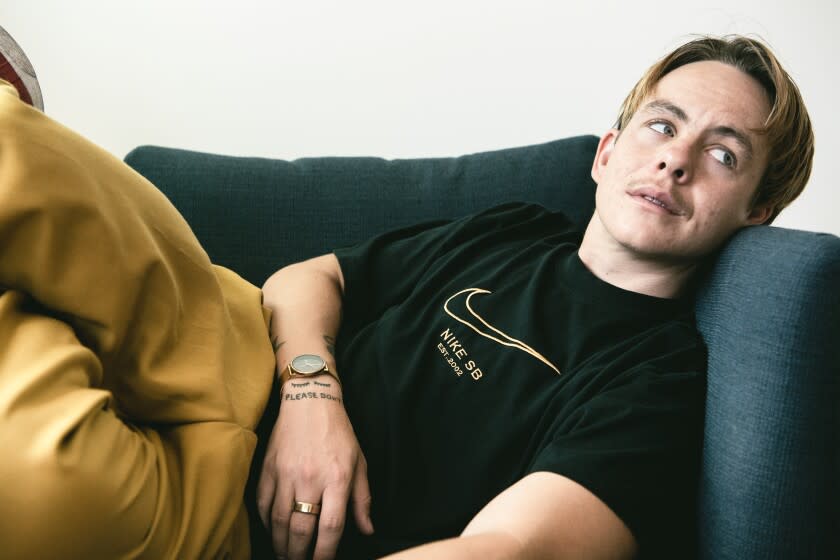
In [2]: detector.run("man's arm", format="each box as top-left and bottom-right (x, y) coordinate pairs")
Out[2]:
(257, 254), (374, 560)
(381, 472), (637, 560)
(262, 254), (344, 378)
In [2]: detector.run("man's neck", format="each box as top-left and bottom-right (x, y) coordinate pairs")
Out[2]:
(577, 214), (697, 299)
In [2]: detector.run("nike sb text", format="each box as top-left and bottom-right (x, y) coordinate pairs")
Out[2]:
(439, 328), (484, 380)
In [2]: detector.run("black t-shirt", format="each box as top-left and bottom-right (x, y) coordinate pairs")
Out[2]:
(333, 203), (706, 559)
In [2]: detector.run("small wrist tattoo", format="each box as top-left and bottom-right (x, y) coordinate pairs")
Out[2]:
(283, 391), (342, 405)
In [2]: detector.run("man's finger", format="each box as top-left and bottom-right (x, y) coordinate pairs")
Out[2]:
(255, 465), (276, 530)
(350, 459), (374, 535)
(312, 485), (350, 560)
(270, 483), (297, 559)
(287, 497), (320, 560)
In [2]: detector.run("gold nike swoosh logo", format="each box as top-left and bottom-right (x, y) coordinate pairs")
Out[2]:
(443, 288), (561, 375)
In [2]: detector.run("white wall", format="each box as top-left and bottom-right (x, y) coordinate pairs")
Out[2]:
(2, 0), (837, 235)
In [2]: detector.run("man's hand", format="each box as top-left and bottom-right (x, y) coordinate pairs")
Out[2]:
(256, 377), (374, 560)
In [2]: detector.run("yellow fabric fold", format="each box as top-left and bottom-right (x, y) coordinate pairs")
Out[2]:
(0, 80), (275, 559)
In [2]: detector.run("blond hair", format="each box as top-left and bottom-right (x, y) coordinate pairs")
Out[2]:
(615, 35), (814, 224)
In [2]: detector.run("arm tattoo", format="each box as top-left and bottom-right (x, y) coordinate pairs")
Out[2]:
(271, 335), (285, 353)
(283, 391), (342, 405)
(323, 335), (336, 356)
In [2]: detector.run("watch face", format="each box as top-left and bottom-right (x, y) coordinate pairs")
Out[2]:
(291, 354), (326, 375)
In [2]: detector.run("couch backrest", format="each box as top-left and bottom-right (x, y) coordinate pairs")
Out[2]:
(124, 136), (599, 285)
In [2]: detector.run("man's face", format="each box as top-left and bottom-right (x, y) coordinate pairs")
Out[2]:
(590, 60), (773, 263)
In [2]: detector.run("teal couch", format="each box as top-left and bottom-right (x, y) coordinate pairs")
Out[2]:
(125, 135), (839, 559)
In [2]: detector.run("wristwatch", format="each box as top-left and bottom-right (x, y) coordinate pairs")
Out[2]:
(280, 354), (341, 387)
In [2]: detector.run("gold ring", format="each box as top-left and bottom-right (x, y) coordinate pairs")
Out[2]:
(293, 501), (322, 515)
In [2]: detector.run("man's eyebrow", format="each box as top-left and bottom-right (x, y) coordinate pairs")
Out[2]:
(642, 99), (754, 160)
(642, 99), (688, 122)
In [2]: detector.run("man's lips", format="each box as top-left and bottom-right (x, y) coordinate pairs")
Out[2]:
(629, 188), (686, 216)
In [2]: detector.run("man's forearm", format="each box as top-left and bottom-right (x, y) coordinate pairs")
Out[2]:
(261, 255), (344, 388)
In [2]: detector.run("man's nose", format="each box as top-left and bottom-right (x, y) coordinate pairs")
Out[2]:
(655, 142), (693, 183)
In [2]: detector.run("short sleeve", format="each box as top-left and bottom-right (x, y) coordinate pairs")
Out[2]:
(530, 362), (706, 559)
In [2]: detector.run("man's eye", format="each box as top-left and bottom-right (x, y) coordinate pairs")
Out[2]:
(710, 147), (736, 168)
(648, 121), (675, 136)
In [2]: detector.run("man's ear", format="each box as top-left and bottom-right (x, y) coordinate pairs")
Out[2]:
(591, 129), (620, 184)
(746, 203), (773, 225)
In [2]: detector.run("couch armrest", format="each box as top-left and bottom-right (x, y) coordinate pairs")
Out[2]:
(695, 225), (840, 559)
